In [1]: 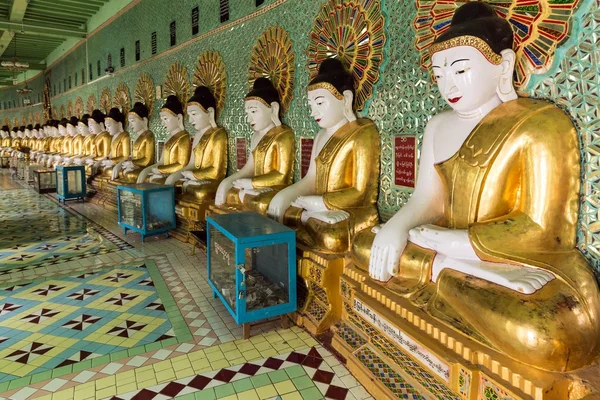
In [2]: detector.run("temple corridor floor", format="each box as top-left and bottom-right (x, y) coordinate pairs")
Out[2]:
(0, 172), (374, 400)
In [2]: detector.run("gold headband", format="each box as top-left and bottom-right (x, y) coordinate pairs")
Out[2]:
(127, 111), (144, 120)
(187, 101), (208, 113)
(105, 117), (119, 123)
(160, 108), (183, 117)
(429, 35), (503, 66)
(245, 96), (271, 108)
(307, 82), (344, 100)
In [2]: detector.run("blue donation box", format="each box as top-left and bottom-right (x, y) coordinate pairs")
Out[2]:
(56, 165), (86, 203)
(117, 183), (176, 242)
(207, 212), (297, 337)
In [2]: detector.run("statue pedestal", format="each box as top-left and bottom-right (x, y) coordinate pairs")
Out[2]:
(295, 245), (345, 335)
(334, 265), (591, 400)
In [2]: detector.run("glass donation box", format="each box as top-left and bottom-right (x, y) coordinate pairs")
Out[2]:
(117, 183), (176, 242)
(25, 164), (40, 184)
(207, 212), (296, 338)
(56, 165), (86, 203)
(0, 155), (10, 168)
(33, 169), (57, 194)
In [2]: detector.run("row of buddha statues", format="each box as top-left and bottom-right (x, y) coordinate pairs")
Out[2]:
(1, 3), (598, 374)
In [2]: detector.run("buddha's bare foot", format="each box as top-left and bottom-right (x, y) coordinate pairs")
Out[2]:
(433, 256), (555, 295)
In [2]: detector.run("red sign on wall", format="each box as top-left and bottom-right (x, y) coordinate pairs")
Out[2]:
(394, 136), (417, 188)
(300, 138), (314, 178)
(236, 137), (247, 170)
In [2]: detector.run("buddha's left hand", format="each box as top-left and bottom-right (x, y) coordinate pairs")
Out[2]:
(292, 195), (327, 212)
(233, 178), (253, 190)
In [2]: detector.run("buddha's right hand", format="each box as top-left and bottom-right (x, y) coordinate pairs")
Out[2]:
(181, 170), (195, 180)
(368, 226), (407, 282)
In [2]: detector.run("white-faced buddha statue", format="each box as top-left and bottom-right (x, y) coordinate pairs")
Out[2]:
(111, 103), (155, 182)
(351, 2), (600, 371)
(100, 108), (130, 178)
(177, 86), (228, 206)
(142, 95), (191, 184)
(269, 59), (380, 253)
(215, 78), (294, 215)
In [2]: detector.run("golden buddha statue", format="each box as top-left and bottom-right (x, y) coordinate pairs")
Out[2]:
(63, 118), (83, 166)
(72, 115), (95, 167)
(1, 126), (11, 156)
(214, 78), (294, 215)
(351, 2), (600, 372)
(143, 95), (191, 185)
(100, 108), (131, 178)
(111, 102), (155, 183)
(177, 86), (227, 206)
(86, 110), (111, 177)
(50, 119), (72, 167)
(269, 59), (380, 253)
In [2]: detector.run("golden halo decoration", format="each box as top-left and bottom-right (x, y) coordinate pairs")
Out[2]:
(193, 50), (227, 115)
(163, 62), (191, 111)
(28, 112), (34, 125)
(34, 111), (41, 124)
(113, 82), (131, 115)
(100, 88), (111, 113)
(86, 94), (97, 114)
(74, 97), (84, 119)
(51, 109), (57, 120)
(59, 105), (66, 119)
(21, 115), (27, 126)
(307, 0), (386, 113)
(135, 73), (155, 119)
(67, 101), (73, 118)
(248, 26), (295, 116)
(13, 117), (19, 128)
(413, 0), (583, 89)
(3, 118), (10, 128)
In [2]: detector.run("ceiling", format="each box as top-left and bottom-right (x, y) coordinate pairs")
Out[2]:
(0, 0), (113, 86)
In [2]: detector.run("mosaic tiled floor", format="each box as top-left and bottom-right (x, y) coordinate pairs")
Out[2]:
(0, 175), (374, 400)
(0, 190), (132, 271)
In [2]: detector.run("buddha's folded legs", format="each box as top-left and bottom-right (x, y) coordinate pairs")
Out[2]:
(119, 168), (142, 183)
(179, 183), (218, 204)
(351, 227), (600, 371)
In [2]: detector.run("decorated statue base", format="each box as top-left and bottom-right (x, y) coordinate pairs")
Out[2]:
(294, 244), (345, 336)
(334, 265), (598, 400)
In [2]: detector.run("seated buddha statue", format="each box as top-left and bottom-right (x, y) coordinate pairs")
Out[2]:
(30, 124), (41, 157)
(177, 86), (227, 205)
(23, 125), (33, 151)
(214, 78), (294, 214)
(111, 102), (155, 183)
(100, 108), (131, 178)
(352, 2), (600, 372)
(85, 110), (111, 177)
(63, 118), (84, 166)
(42, 122), (60, 166)
(1, 126), (11, 156)
(51, 119), (71, 167)
(11, 128), (22, 157)
(72, 115), (94, 166)
(142, 95), (191, 185)
(58, 117), (80, 165)
(268, 59), (380, 253)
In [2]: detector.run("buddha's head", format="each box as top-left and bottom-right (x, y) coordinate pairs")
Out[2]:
(308, 58), (356, 129)
(78, 114), (90, 136)
(430, 2), (517, 114)
(51, 120), (59, 137)
(66, 117), (79, 136)
(24, 125), (32, 138)
(244, 78), (281, 133)
(18, 126), (24, 138)
(58, 119), (68, 136)
(1, 126), (8, 138)
(105, 108), (125, 136)
(128, 102), (149, 134)
(11, 128), (18, 138)
(33, 124), (40, 137)
(88, 110), (106, 134)
(187, 86), (217, 132)
(160, 95), (185, 133)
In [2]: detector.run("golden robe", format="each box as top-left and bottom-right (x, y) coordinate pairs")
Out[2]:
(284, 119), (380, 253)
(225, 125), (295, 215)
(179, 127), (227, 204)
(71, 135), (84, 157)
(147, 130), (190, 184)
(93, 132), (111, 161)
(117, 130), (155, 183)
(352, 99), (600, 372)
(102, 131), (131, 177)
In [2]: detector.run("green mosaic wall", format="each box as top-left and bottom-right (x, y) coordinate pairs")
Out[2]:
(0, 0), (599, 266)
